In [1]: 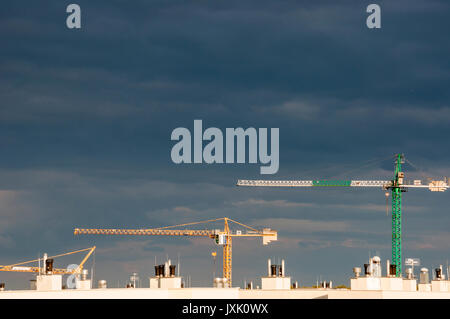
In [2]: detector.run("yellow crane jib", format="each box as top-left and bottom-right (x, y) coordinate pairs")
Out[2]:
(0, 246), (96, 275)
(74, 217), (277, 287)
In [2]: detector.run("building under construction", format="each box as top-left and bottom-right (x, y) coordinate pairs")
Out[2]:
(1, 253), (450, 299)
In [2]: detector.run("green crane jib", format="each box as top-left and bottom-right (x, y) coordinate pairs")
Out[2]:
(237, 154), (449, 277)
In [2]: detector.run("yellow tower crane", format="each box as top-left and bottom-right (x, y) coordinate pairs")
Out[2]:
(74, 217), (277, 287)
(0, 246), (96, 275)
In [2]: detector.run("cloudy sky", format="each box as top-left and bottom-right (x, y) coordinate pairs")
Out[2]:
(1, 0), (449, 289)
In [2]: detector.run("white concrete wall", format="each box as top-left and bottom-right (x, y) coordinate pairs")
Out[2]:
(36, 275), (62, 291)
(240, 289), (328, 299)
(380, 277), (403, 291)
(431, 280), (449, 292)
(76, 280), (91, 290)
(160, 277), (182, 289)
(350, 277), (381, 290)
(148, 277), (182, 289)
(402, 279), (417, 292)
(261, 277), (291, 290)
(418, 284), (431, 292)
(149, 278), (159, 289)
(1, 287), (450, 299)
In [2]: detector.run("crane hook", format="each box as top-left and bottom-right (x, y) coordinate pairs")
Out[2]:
(385, 192), (390, 216)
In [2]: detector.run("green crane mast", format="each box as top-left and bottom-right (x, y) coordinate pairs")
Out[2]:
(390, 154), (405, 276)
(237, 154), (448, 277)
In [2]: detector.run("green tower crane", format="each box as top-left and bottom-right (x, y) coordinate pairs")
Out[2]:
(389, 154), (405, 276)
(237, 154), (448, 277)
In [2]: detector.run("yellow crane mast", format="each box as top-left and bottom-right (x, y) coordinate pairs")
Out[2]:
(0, 246), (96, 275)
(74, 217), (277, 286)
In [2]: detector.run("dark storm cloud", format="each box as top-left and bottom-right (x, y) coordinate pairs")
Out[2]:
(0, 0), (449, 288)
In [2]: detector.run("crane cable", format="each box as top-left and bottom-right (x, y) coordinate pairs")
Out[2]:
(152, 217), (260, 233)
(266, 155), (389, 179)
(385, 191), (390, 216)
(153, 218), (225, 230)
(405, 158), (432, 181)
(329, 155), (394, 180)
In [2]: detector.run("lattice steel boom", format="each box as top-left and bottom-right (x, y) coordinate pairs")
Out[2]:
(0, 246), (96, 275)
